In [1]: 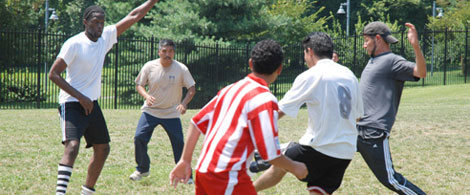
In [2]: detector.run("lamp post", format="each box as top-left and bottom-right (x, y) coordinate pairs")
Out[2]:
(337, 0), (350, 36)
(44, 0), (58, 91)
(45, 0), (59, 33)
(431, 1), (443, 76)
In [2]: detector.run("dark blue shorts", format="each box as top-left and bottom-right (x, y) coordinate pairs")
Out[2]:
(58, 101), (110, 148)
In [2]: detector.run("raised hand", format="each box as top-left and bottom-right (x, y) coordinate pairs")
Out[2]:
(405, 23), (419, 47)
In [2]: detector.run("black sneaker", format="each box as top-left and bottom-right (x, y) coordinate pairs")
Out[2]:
(249, 151), (272, 173)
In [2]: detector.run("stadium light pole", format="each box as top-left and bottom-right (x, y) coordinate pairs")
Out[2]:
(44, 0), (59, 91)
(337, 0), (350, 36)
(431, 1), (443, 76)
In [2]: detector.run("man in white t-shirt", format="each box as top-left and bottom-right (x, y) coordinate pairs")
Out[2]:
(253, 32), (363, 195)
(129, 39), (196, 181)
(48, 1), (158, 194)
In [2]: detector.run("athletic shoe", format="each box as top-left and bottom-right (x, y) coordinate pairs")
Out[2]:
(249, 150), (272, 173)
(187, 178), (194, 184)
(129, 170), (150, 181)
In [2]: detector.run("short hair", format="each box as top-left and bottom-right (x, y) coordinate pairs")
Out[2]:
(159, 39), (176, 50)
(251, 39), (284, 75)
(302, 32), (334, 59)
(83, 5), (105, 21)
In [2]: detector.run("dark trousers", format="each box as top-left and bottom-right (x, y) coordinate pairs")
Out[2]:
(134, 112), (184, 173)
(357, 134), (426, 195)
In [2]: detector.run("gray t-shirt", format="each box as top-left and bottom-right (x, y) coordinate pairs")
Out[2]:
(357, 52), (419, 134)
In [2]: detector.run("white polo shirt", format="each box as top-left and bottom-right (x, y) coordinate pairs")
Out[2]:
(279, 59), (363, 160)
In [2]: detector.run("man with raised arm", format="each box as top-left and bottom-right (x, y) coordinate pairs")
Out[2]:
(48, 1), (159, 194)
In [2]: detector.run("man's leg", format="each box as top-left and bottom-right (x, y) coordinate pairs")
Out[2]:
(83, 143), (110, 191)
(56, 140), (80, 195)
(357, 136), (426, 195)
(133, 113), (157, 174)
(253, 165), (287, 192)
(161, 118), (184, 164)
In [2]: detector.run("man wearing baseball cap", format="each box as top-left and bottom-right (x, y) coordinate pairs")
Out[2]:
(356, 21), (427, 194)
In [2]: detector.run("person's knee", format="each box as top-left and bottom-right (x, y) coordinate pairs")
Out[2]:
(64, 140), (80, 158)
(94, 144), (110, 158)
(134, 135), (149, 145)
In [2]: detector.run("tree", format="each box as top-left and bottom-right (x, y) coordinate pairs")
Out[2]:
(1, 0), (45, 29)
(261, 0), (328, 45)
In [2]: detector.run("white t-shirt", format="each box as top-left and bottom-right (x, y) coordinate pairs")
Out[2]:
(57, 25), (118, 103)
(279, 59), (363, 160)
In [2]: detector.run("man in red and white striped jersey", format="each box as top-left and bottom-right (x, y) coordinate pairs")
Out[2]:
(169, 39), (308, 195)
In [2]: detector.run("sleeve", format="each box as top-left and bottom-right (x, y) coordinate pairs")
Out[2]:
(191, 95), (218, 135)
(278, 73), (314, 118)
(102, 25), (118, 52)
(391, 56), (419, 82)
(247, 93), (281, 161)
(182, 66), (196, 88)
(134, 64), (148, 86)
(57, 39), (76, 66)
(355, 78), (364, 119)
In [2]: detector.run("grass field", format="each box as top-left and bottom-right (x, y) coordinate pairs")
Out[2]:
(1, 84), (469, 194)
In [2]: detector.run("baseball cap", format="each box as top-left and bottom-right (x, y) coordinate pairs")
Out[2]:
(363, 21), (399, 44)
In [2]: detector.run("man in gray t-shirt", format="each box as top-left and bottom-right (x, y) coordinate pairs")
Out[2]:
(357, 21), (427, 194)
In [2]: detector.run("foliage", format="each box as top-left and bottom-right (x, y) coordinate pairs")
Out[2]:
(427, 0), (470, 29)
(134, 0), (216, 43)
(0, 68), (47, 102)
(1, 0), (44, 29)
(261, 0), (328, 45)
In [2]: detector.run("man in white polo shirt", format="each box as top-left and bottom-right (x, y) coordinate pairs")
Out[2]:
(253, 32), (363, 195)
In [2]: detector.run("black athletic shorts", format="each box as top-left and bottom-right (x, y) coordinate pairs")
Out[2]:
(284, 142), (351, 194)
(58, 101), (110, 148)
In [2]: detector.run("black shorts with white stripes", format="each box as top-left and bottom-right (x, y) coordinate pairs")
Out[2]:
(58, 101), (110, 148)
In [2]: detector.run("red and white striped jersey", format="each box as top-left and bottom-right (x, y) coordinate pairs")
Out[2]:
(191, 73), (281, 174)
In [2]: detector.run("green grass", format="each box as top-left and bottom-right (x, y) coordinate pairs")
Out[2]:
(1, 84), (469, 194)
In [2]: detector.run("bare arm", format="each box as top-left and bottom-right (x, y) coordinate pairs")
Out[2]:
(278, 111), (285, 119)
(115, 0), (158, 37)
(405, 23), (427, 78)
(48, 58), (93, 115)
(176, 85), (196, 114)
(169, 123), (201, 188)
(136, 84), (155, 106)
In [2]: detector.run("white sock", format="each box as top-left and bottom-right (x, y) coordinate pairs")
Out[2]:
(81, 185), (95, 195)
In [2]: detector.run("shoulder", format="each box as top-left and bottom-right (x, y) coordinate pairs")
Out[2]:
(103, 25), (117, 36)
(142, 59), (159, 69)
(65, 32), (85, 44)
(173, 60), (190, 71)
(61, 33), (86, 50)
(173, 60), (188, 68)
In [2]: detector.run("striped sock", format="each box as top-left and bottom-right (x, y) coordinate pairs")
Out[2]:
(56, 164), (73, 195)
